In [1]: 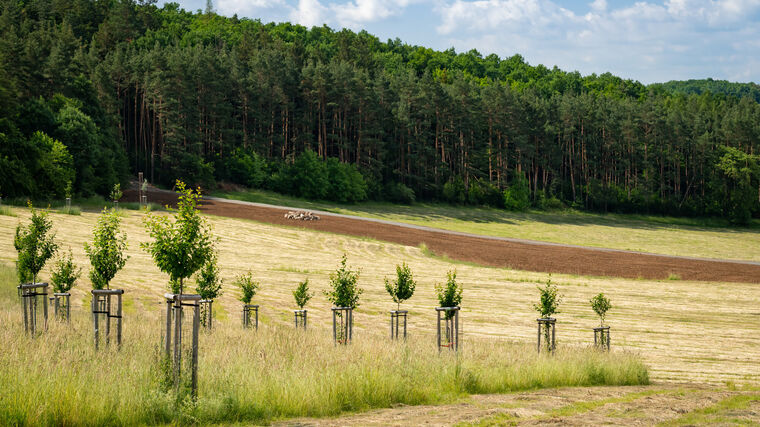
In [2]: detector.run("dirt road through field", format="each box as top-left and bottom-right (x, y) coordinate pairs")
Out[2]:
(275, 384), (760, 426)
(126, 189), (760, 283)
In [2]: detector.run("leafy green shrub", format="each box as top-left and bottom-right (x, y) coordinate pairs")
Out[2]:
(443, 176), (466, 204)
(235, 272), (259, 304)
(293, 279), (313, 309)
(14, 203), (58, 284)
(142, 181), (215, 294)
(503, 173), (530, 211)
(590, 293), (611, 327)
(216, 148), (267, 188)
(534, 279), (561, 318)
(385, 262), (416, 310)
(110, 183), (122, 204)
(324, 254), (362, 308)
(51, 249), (81, 293)
(383, 182), (415, 204)
(435, 270), (462, 318)
(468, 179), (503, 207)
(195, 253), (222, 300)
(326, 158), (368, 203)
(84, 208), (129, 290)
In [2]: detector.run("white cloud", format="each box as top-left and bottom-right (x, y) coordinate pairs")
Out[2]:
(433, 0), (760, 82)
(290, 0), (329, 27)
(590, 0), (606, 12)
(332, 0), (413, 28)
(216, 0), (283, 16)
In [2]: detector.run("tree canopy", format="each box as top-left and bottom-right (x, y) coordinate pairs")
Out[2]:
(3, 0), (760, 222)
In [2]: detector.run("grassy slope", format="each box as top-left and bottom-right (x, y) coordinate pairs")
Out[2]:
(0, 207), (650, 425)
(0, 205), (757, 386)
(213, 188), (760, 262)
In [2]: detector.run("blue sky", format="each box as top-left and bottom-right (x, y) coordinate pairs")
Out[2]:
(164, 0), (760, 84)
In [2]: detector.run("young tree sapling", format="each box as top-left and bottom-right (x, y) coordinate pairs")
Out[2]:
(14, 203), (58, 285)
(51, 249), (81, 293)
(235, 272), (259, 304)
(142, 181), (215, 294)
(590, 293), (611, 327)
(324, 254), (362, 309)
(293, 279), (313, 309)
(435, 270), (462, 319)
(385, 262), (416, 311)
(84, 208), (129, 290)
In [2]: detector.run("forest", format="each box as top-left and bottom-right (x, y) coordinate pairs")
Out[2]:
(1, 0), (760, 223)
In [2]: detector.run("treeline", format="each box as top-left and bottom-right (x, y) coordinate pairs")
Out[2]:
(2, 0), (760, 222)
(653, 79), (760, 104)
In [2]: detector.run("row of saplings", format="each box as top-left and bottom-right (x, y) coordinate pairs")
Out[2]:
(13, 180), (613, 399)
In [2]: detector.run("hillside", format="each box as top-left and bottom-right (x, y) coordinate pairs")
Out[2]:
(1, 0), (760, 223)
(653, 79), (760, 103)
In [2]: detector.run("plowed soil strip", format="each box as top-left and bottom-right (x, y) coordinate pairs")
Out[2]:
(128, 189), (760, 283)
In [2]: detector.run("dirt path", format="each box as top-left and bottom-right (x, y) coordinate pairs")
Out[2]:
(125, 188), (760, 283)
(274, 384), (760, 426)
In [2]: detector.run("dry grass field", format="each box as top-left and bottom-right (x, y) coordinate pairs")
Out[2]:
(0, 205), (757, 387)
(216, 188), (760, 262)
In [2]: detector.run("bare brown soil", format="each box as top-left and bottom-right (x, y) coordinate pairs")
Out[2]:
(125, 189), (760, 283)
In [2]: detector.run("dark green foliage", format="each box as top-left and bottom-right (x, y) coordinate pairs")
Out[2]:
(51, 249), (81, 293)
(293, 279), (313, 309)
(84, 208), (128, 290)
(195, 253), (222, 300)
(14, 204), (58, 284)
(384, 262), (416, 310)
(324, 254), (362, 309)
(534, 279), (561, 318)
(504, 174), (531, 211)
(110, 183), (122, 203)
(2, 0), (760, 221)
(142, 181), (215, 294)
(590, 293), (611, 327)
(654, 79), (760, 103)
(235, 272), (258, 304)
(383, 182), (415, 204)
(443, 177), (466, 204)
(715, 146), (760, 225)
(435, 270), (462, 318)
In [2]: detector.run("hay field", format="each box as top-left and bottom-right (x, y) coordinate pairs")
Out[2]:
(0, 205), (758, 385)
(216, 188), (760, 262)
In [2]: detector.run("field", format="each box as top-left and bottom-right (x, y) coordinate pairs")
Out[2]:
(214, 188), (760, 262)
(1, 204), (758, 424)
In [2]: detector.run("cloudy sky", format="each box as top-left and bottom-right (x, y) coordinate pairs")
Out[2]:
(165, 0), (760, 84)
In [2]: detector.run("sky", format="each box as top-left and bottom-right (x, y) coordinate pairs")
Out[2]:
(164, 0), (760, 84)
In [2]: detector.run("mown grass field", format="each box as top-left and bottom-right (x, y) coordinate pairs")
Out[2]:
(0, 204), (757, 424)
(214, 188), (760, 262)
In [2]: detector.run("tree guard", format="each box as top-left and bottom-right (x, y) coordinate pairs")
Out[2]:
(242, 304), (259, 329)
(294, 309), (307, 329)
(389, 310), (407, 340)
(537, 317), (556, 354)
(92, 289), (124, 349)
(18, 283), (48, 335)
(593, 326), (611, 351)
(332, 307), (353, 345)
(199, 299), (213, 330)
(53, 292), (71, 322)
(436, 306), (459, 352)
(164, 293), (201, 399)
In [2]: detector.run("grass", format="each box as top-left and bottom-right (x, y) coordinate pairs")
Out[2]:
(0, 206), (758, 388)
(0, 205), (16, 217)
(0, 263), (647, 425)
(659, 393), (760, 426)
(213, 188), (760, 262)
